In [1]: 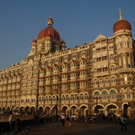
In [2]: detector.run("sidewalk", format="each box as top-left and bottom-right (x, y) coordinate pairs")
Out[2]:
(3, 121), (135, 135)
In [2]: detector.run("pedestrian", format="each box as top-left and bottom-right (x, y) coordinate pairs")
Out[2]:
(9, 111), (13, 133)
(66, 114), (71, 127)
(61, 113), (65, 126)
(121, 114), (127, 131)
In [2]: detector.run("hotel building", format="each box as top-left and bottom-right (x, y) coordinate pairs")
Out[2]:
(0, 10), (135, 118)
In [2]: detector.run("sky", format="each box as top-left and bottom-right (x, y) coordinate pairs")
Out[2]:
(0, 0), (135, 70)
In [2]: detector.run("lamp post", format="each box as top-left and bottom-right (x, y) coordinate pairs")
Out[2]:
(55, 95), (58, 122)
(93, 96), (101, 115)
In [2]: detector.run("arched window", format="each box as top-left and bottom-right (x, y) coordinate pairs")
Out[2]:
(110, 90), (116, 94)
(111, 77), (116, 83)
(42, 97), (44, 102)
(62, 95), (65, 101)
(45, 97), (48, 101)
(85, 93), (88, 100)
(80, 94), (83, 100)
(49, 96), (51, 101)
(101, 91), (108, 99)
(53, 96), (55, 101)
(94, 91), (100, 95)
(66, 95), (69, 100)
(39, 97), (41, 102)
(75, 94), (78, 100)
(110, 90), (117, 99)
(71, 95), (74, 100)
(102, 91), (107, 94)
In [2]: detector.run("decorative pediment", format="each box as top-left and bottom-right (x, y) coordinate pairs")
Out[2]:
(94, 34), (107, 42)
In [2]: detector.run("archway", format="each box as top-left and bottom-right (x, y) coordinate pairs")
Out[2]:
(123, 104), (129, 117)
(20, 107), (25, 114)
(61, 106), (68, 115)
(107, 105), (117, 114)
(7, 107), (10, 112)
(45, 107), (51, 115)
(25, 106), (30, 113)
(31, 107), (35, 114)
(2, 107), (5, 111)
(70, 106), (77, 114)
(94, 105), (103, 114)
(79, 105), (88, 116)
(39, 107), (43, 113)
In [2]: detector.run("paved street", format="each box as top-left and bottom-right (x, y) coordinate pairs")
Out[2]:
(5, 121), (135, 135)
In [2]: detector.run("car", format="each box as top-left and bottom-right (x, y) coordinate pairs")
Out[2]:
(69, 114), (76, 121)
(87, 115), (96, 121)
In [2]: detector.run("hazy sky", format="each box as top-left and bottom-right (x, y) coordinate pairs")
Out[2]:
(0, 0), (135, 70)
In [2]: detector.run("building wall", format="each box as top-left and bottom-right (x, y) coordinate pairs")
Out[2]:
(0, 20), (135, 118)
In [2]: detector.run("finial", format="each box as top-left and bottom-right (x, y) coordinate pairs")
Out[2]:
(49, 15), (52, 18)
(119, 8), (122, 19)
(35, 36), (36, 39)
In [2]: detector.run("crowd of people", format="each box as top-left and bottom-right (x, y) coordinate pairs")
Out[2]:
(7, 111), (128, 134)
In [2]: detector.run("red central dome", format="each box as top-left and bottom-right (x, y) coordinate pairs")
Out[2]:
(37, 26), (61, 41)
(37, 17), (61, 41)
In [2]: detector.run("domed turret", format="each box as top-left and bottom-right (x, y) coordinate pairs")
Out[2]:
(32, 37), (37, 44)
(113, 9), (131, 33)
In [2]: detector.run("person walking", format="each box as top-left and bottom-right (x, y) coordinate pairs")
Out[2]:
(9, 112), (13, 133)
(66, 114), (71, 127)
(61, 113), (65, 126)
(121, 114), (127, 131)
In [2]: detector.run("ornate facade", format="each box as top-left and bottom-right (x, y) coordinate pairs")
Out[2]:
(0, 10), (135, 118)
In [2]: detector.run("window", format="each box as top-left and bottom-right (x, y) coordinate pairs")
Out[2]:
(71, 95), (74, 100)
(75, 94), (78, 100)
(42, 97), (44, 102)
(85, 94), (88, 100)
(39, 97), (41, 102)
(53, 96), (55, 101)
(62, 95), (65, 101)
(94, 91), (100, 95)
(122, 94), (125, 99)
(26, 99), (30, 103)
(80, 94), (83, 100)
(73, 55), (76, 58)
(46, 97), (48, 101)
(127, 93), (130, 98)
(66, 95), (69, 100)
(49, 96), (51, 101)
(111, 77), (116, 83)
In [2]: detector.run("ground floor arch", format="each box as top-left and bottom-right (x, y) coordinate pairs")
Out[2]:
(79, 105), (88, 116)
(45, 106), (51, 115)
(31, 107), (35, 114)
(70, 105), (78, 114)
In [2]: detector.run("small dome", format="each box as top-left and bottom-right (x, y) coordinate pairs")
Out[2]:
(32, 38), (37, 43)
(61, 40), (65, 44)
(113, 19), (131, 33)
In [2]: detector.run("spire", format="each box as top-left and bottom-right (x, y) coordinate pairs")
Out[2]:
(47, 15), (54, 27)
(119, 8), (122, 20)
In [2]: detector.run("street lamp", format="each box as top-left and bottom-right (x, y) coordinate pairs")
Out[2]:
(55, 95), (58, 122)
(93, 96), (101, 115)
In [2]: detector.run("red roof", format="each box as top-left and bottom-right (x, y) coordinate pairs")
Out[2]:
(113, 19), (131, 33)
(37, 26), (61, 41)
(32, 39), (37, 43)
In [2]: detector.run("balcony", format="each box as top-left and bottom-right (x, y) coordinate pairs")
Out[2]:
(116, 68), (135, 74)
(93, 71), (109, 77)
